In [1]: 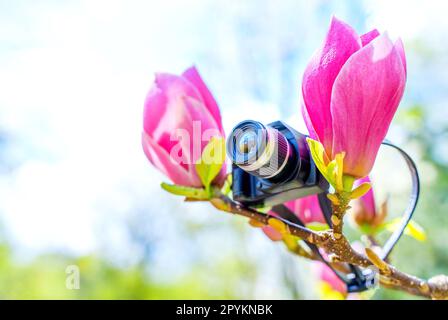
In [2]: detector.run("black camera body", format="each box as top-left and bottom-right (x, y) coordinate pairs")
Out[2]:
(228, 120), (329, 208)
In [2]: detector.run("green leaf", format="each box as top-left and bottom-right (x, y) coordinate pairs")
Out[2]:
(306, 222), (330, 231)
(325, 160), (337, 184)
(306, 138), (351, 192)
(405, 221), (427, 242)
(161, 182), (210, 200)
(327, 193), (340, 205)
(195, 137), (226, 192)
(334, 152), (345, 191)
(358, 223), (376, 235)
(257, 206), (272, 214)
(342, 175), (355, 193)
(384, 218), (427, 242)
(221, 174), (232, 196)
(283, 234), (299, 251)
(350, 182), (371, 199)
(307, 138), (336, 188)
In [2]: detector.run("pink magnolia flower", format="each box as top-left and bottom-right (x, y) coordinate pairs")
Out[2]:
(142, 66), (226, 187)
(314, 261), (347, 295)
(302, 17), (406, 178)
(351, 176), (386, 228)
(315, 242), (367, 299)
(262, 195), (326, 241)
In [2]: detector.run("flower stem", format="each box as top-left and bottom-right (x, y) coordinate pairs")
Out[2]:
(330, 192), (350, 239)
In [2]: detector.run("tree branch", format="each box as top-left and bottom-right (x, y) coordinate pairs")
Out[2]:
(210, 192), (448, 300)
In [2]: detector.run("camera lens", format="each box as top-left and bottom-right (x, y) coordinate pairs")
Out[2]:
(238, 131), (258, 154)
(227, 120), (291, 179)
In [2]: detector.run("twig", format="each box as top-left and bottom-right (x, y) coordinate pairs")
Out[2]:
(210, 194), (325, 245)
(210, 192), (448, 299)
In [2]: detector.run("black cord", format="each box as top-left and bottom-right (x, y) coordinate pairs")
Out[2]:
(271, 204), (351, 285)
(380, 140), (420, 260)
(272, 140), (420, 292)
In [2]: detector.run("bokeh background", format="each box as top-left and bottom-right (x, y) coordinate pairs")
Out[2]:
(0, 0), (447, 299)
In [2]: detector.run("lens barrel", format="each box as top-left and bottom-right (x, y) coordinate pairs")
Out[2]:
(227, 120), (291, 179)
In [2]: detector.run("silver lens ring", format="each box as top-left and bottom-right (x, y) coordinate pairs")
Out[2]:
(227, 120), (291, 179)
(247, 127), (290, 178)
(227, 120), (268, 166)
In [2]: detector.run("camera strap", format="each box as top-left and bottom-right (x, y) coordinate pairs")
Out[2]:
(273, 140), (420, 292)
(271, 203), (368, 292)
(378, 140), (420, 260)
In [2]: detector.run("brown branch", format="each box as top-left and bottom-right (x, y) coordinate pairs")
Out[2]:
(329, 193), (350, 240)
(366, 247), (448, 299)
(210, 192), (448, 300)
(210, 194), (326, 245)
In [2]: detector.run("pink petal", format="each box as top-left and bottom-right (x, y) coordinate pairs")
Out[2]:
(182, 66), (224, 134)
(181, 94), (224, 168)
(354, 176), (376, 221)
(143, 84), (168, 137)
(144, 74), (195, 166)
(262, 211), (283, 241)
(143, 69), (226, 188)
(331, 33), (406, 178)
(394, 38), (407, 77)
(142, 132), (201, 187)
(285, 195), (326, 224)
(145, 73), (223, 171)
(301, 98), (318, 140)
(262, 226), (283, 241)
(314, 262), (347, 294)
(299, 196), (326, 224)
(214, 162), (227, 187)
(301, 16), (361, 156)
(154, 72), (202, 99)
(360, 29), (380, 46)
(144, 72), (200, 143)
